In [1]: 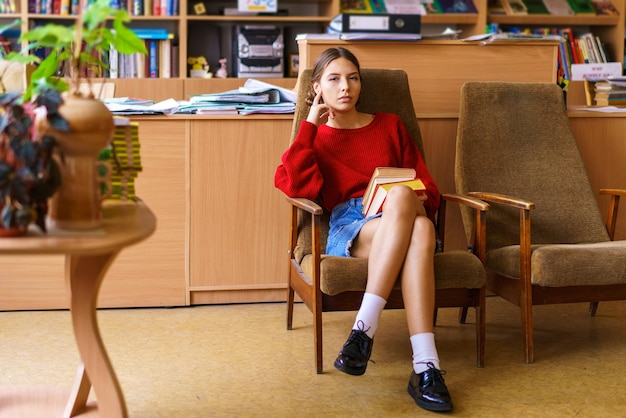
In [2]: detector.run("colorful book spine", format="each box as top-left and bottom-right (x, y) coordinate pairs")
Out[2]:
(148, 40), (158, 78)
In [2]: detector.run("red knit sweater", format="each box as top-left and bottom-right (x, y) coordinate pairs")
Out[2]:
(274, 112), (440, 221)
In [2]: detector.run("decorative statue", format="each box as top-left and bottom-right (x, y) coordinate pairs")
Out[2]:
(188, 56), (212, 78)
(216, 57), (228, 79)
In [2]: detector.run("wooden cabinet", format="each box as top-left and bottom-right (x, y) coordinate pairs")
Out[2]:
(187, 117), (291, 304)
(0, 119), (187, 310)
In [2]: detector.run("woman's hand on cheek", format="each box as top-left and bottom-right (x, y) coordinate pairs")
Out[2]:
(306, 91), (330, 126)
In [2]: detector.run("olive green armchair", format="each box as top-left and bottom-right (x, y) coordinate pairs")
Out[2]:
(455, 81), (626, 363)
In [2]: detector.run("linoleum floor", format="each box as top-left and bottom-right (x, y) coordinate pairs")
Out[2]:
(1, 296), (626, 417)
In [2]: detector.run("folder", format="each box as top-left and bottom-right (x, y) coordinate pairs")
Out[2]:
(340, 13), (421, 34)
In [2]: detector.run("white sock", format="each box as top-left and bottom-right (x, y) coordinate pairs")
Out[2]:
(353, 292), (387, 338)
(410, 332), (440, 374)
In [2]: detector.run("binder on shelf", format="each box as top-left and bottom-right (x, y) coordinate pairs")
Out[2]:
(340, 13), (421, 34)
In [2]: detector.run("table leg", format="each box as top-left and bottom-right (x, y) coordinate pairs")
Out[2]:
(65, 251), (127, 418)
(64, 362), (92, 418)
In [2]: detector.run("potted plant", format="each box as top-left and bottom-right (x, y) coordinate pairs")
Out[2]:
(0, 88), (65, 235)
(0, 0), (147, 231)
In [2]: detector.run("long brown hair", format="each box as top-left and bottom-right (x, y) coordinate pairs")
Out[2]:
(305, 47), (361, 106)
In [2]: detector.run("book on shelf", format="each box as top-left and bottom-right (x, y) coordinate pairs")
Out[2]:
(361, 167), (417, 215)
(566, 0), (596, 14)
(341, 0), (374, 13)
(502, 0), (528, 14)
(543, 0), (575, 15)
(362, 173), (426, 217)
(488, 0), (507, 13)
(595, 95), (626, 106)
(376, 0), (427, 13)
(132, 28), (170, 40)
(522, 0), (549, 13)
(590, 0), (619, 14)
(158, 37), (172, 78)
(435, 0), (477, 12)
(422, 0), (442, 13)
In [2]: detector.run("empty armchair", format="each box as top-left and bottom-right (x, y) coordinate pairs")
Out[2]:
(455, 81), (626, 363)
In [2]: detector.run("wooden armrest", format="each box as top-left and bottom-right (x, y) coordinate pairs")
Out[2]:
(600, 188), (626, 197)
(441, 193), (490, 212)
(599, 189), (626, 240)
(285, 196), (323, 215)
(468, 191), (535, 210)
(438, 193), (489, 261)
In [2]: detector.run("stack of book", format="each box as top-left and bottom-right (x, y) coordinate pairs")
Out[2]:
(592, 79), (626, 106)
(98, 118), (142, 202)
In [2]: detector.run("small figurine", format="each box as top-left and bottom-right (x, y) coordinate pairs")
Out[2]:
(216, 57), (228, 79)
(188, 56), (212, 78)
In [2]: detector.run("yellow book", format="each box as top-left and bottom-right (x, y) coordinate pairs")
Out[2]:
(362, 167), (416, 212)
(363, 178), (426, 218)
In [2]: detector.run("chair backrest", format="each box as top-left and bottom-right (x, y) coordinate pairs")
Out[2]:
(455, 81), (609, 251)
(291, 68), (423, 260)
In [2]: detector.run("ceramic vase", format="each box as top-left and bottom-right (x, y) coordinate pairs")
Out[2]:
(39, 95), (114, 231)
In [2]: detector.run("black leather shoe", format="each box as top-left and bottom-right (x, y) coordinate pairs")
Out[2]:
(407, 362), (453, 412)
(333, 328), (373, 376)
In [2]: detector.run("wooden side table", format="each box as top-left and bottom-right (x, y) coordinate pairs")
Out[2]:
(0, 201), (156, 418)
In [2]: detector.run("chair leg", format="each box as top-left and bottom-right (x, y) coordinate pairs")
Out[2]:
(458, 307), (469, 324)
(589, 301), (599, 317)
(314, 306), (323, 374)
(286, 284), (295, 330)
(476, 294), (486, 367)
(521, 302), (534, 364)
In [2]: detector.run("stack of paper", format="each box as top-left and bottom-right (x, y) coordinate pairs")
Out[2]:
(104, 98), (180, 115)
(186, 79), (297, 115)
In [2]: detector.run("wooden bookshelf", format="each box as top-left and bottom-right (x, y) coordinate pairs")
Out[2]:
(1, 0), (622, 89)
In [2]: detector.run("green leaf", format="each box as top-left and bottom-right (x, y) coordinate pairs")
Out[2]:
(2, 51), (39, 65)
(20, 24), (75, 47)
(112, 21), (147, 55)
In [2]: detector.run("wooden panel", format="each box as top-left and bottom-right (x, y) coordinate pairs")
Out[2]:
(0, 255), (66, 310)
(419, 117), (468, 251)
(99, 120), (188, 308)
(569, 113), (626, 241)
(297, 40), (558, 115)
(0, 120), (188, 310)
(111, 79), (184, 102)
(188, 118), (291, 304)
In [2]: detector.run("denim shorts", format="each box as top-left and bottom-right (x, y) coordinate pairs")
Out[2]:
(326, 198), (382, 257)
